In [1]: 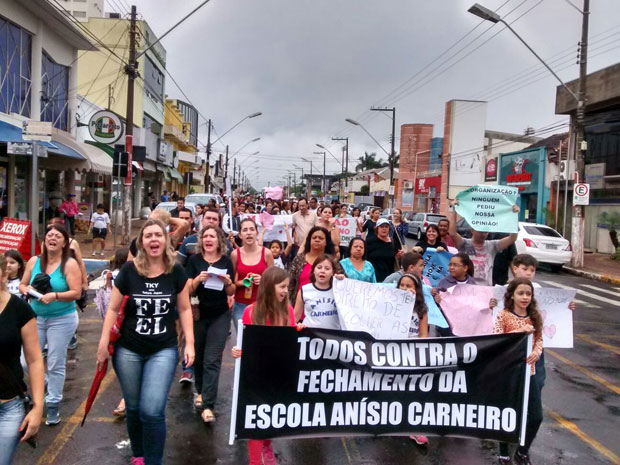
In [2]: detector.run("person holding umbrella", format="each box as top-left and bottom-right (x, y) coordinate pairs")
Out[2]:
(96, 219), (195, 465)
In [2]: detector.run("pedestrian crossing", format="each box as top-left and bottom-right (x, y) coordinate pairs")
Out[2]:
(538, 279), (617, 308)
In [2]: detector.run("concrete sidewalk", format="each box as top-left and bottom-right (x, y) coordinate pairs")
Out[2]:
(564, 252), (620, 285)
(73, 219), (146, 259)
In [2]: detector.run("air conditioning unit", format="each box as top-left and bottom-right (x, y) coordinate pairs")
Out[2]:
(559, 161), (578, 182)
(403, 181), (413, 189)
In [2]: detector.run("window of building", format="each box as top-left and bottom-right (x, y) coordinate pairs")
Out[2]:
(0, 15), (32, 117)
(143, 56), (164, 104)
(41, 51), (69, 131)
(72, 11), (87, 17)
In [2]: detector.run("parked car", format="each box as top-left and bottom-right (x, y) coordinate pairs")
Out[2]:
(407, 212), (447, 240)
(360, 205), (378, 221)
(456, 217), (473, 239)
(380, 208), (395, 221)
(341, 203), (356, 214)
(515, 222), (571, 271)
(186, 193), (224, 208)
(155, 201), (197, 216)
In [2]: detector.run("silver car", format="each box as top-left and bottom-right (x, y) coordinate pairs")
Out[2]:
(155, 201), (197, 216)
(407, 213), (447, 240)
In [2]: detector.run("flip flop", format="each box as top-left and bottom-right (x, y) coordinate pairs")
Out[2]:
(201, 408), (215, 424)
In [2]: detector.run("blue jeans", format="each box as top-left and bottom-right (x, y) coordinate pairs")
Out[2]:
(232, 302), (247, 336)
(37, 312), (79, 404)
(0, 398), (25, 465)
(194, 312), (230, 409)
(113, 345), (178, 465)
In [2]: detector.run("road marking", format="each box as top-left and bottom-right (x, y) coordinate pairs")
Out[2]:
(579, 284), (620, 298)
(546, 350), (620, 395)
(36, 370), (117, 465)
(546, 407), (620, 465)
(540, 281), (619, 306)
(340, 438), (352, 464)
(574, 320), (620, 326)
(574, 299), (601, 309)
(576, 334), (620, 356)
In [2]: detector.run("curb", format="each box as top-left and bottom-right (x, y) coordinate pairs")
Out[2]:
(563, 266), (620, 285)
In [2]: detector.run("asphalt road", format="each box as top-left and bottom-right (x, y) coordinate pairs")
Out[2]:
(13, 268), (620, 465)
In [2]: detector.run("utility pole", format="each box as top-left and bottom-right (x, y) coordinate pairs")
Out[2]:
(332, 137), (349, 191)
(122, 5), (138, 244)
(313, 151), (326, 197)
(233, 157), (237, 189)
(205, 119), (211, 193)
(571, 0), (589, 268)
(370, 107), (396, 206)
(224, 145), (229, 181)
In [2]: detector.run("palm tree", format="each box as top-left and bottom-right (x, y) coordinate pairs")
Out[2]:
(355, 152), (386, 171)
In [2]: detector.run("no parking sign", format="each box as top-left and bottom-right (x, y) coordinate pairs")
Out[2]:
(573, 183), (590, 206)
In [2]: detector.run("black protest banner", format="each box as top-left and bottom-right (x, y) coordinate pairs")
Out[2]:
(230, 327), (531, 443)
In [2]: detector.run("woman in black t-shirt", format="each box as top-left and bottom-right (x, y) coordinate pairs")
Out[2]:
(186, 226), (235, 423)
(366, 218), (404, 282)
(96, 219), (194, 465)
(0, 255), (44, 462)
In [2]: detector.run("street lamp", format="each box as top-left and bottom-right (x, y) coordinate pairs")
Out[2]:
(467, 2), (589, 269)
(211, 111), (263, 145)
(313, 151), (326, 197)
(315, 144), (343, 168)
(231, 137), (260, 158)
(239, 151), (260, 165)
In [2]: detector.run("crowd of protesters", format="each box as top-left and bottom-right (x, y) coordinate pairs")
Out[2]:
(0, 190), (563, 465)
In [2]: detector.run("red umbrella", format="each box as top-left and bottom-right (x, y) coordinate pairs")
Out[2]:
(81, 295), (129, 427)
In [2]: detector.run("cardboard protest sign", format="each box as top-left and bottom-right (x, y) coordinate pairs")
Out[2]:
(0, 218), (40, 260)
(240, 213), (293, 243)
(333, 278), (414, 339)
(335, 216), (356, 247)
(422, 248), (452, 287)
(231, 325), (531, 444)
(423, 284), (449, 328)
(439, 284), (495, 336)
(455, 184), (519, 233)
(493, 285), (576, 348)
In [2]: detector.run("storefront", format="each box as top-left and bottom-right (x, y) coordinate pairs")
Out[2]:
(498, 147), (548, 224)
(414, 175), (441, 213)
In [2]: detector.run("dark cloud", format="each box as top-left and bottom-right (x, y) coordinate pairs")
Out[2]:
(127, 0), (620, 188)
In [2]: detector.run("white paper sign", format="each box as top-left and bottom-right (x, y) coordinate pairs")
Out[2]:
(335, 216), (356, 247)
(240, 213), (293, 242)
(333, 278), (415, 339)
(203, 266), (228, 291)
(493, 285), (575, 348)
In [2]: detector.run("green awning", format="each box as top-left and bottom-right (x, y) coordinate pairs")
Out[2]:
(163, 168), (171, 182)
(169, 167), (184, 182)
(86, 140), (114, 157)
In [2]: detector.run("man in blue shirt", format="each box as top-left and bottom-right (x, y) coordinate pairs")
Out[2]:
(161, 190), (170, 202)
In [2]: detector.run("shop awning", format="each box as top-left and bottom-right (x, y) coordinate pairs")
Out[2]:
(47, 141), (85, 160)
(50, 133), (112, 174)
(142, 160), (157, 172)
(163, 169), (171, 182)
(169, 167), (184, 182)
(0, 120), (55, 148)
(132, 161), (144, 171)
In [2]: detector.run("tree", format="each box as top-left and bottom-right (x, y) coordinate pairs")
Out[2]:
(598, 211), (620, 259)
(360, 185), (370, 195)
(355, 152), (386, 172)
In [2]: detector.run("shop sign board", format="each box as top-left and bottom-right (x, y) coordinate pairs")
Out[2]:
(0, 218), (40, 260)
(485, 158), (497, 182)
(89, 110), (124, 144)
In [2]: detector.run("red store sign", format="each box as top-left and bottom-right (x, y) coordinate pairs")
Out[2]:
(415, 176), (442, 195)
(0, 218), (40, 260)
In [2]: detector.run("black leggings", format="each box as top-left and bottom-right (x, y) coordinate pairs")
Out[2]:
(500, 374), (543, 455)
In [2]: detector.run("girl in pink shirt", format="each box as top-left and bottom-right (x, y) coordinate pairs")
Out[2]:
(232, 267), (295, 465)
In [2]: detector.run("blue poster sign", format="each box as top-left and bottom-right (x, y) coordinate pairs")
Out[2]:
(423, 284), (449, 328)
(422, 247), (452, 287)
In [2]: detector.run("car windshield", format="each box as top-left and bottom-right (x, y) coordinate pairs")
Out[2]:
(428, 215), (445, 223)
(187, 194), (216, 204)
(523, 225), (563, 238)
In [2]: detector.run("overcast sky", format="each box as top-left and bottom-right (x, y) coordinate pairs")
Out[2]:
(115, 0), (620, 189)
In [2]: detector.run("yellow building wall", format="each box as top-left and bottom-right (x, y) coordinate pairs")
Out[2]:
(77, 18), (150, 127)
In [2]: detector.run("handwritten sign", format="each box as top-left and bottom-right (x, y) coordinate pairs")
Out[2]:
(241, 213), (293, 243)
(423, 284), (449, 328)
(455, 184), (519, 233)
(333, 278), (415, 339)
(264, 186), (283, 201)
(494, 285), (576, 348)
(439, 284), (495, 336)
(422, 248), (452, 287)
(335, 216), (356, 247)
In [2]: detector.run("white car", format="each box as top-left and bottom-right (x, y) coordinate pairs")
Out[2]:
(154, 201), (197, 216)
(515, 222), (572, 271)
